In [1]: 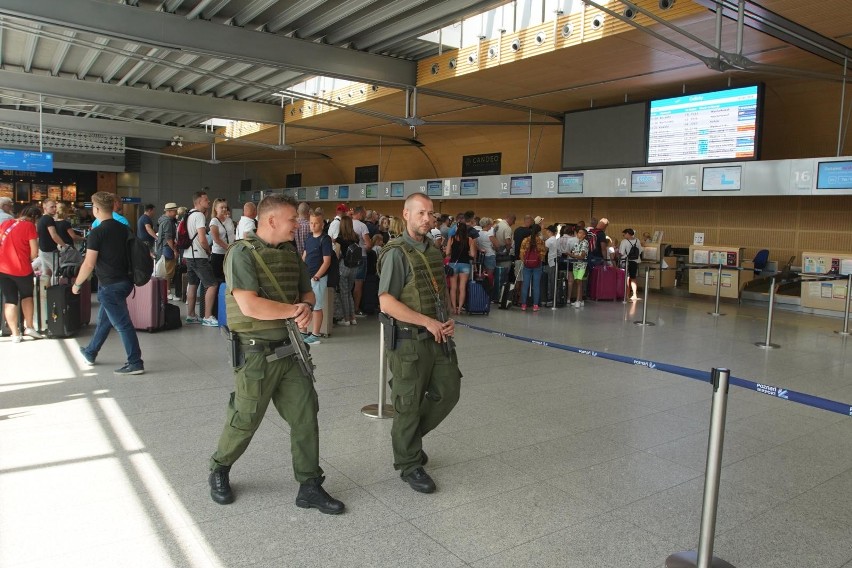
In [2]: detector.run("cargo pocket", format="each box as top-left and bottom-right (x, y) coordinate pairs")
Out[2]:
(390, 352), (419, 413)
(230, 355), (264, 431)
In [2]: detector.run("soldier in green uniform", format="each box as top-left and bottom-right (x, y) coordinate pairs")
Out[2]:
(377, 193), (461, 493)
(208, 194), (344, 515)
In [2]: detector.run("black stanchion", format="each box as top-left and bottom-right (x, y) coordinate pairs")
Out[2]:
(361, 317), (395, 419)
(836, 273), (852, 337)
(755, 276), (780, 349)
(634, 265), (655, 327)
(666, 368), (737, 568)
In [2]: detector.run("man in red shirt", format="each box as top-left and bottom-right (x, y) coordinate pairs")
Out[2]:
(0, 206), (45, 342)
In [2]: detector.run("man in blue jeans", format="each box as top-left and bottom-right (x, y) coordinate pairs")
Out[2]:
(73, 191), (144, 375)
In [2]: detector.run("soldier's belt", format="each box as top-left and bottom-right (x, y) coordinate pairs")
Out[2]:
(396, 326), (434, 341)
(240, 338), (290, 352)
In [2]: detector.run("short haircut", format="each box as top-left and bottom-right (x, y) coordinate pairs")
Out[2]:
(298, 202), (311, 216)
(192, 190), (207, 205)
(353, 206), (365, 215)
(623, 228), (635, 236)
(309, 210), (324, 220)
(145, 203), (155, 211)
(0, 196), (12, 206)
(243, 202), (256, 214)
(257, 194), (297, 220)
(92, 191), (115, 212)
(464, 210), (475, 221)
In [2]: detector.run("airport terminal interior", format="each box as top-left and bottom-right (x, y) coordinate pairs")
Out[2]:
(1, 0), (852, 566)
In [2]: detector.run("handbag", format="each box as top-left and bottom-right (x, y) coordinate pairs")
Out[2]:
(153, 255), (168, 278)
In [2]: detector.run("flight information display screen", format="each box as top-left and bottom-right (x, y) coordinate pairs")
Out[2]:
(647, 85), (760, 164)
(0, 149), (54, 172)
(817, 161), (852, 189)
(630, 170), (664, 193)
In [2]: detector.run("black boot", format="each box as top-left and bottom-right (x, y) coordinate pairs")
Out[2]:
(401, 467), (436, 494)
(296, 476), (345, 515)
(209, 466), (234, 505)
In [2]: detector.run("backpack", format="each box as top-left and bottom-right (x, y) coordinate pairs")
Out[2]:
(522, 239), (542, 268)
(587, 228), (601, 256)
(175, 209), (198, 250)
(627, 239), (640, 261)
(126, 229), (154, 286)
(343, 242), (363, 268)
(326, 238), (340, 289)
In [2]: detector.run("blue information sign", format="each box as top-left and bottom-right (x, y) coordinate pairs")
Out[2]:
(0, 149), (54, 172)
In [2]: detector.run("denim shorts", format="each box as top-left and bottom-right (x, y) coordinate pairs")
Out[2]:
(355, 258), (367, 280)
(310, 275), (327, 311)
(449, 262), (471, 275)
(482, 255), (496, 270)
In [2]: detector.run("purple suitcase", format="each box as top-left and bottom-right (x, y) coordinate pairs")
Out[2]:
(589, 264), (625, 301)
(127, 277), (167, 332)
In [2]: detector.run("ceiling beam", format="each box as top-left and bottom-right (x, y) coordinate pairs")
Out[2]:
(0, 69), (283, 123)
(0, 0), (417, 87)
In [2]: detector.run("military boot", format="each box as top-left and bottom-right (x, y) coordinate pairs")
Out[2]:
(209, 466), (234, 505)
(296, 476), (345, 515)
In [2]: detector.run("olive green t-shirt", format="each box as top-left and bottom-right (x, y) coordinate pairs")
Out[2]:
(224, 239), (311, 341)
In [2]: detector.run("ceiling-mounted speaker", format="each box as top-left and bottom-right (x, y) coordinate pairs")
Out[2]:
(561, 23), (574, 38)
(535, 32), (546, 44)
(488, 47), (497, 59)
(591, 13), (605, 29)
(448, 58), (457, 69)
(467, 52), (477, 64)
(371, 85), (379, 92)
(623, 7), (636, 19)
(430, 63), (439, 75)
(510, 38), (521, 51)
(659, 0), (675, 9)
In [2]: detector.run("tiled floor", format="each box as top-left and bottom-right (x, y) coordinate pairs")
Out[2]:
(2, 291), (852, 567)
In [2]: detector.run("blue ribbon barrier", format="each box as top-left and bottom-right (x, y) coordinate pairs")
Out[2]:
(456, 321), (852, 418)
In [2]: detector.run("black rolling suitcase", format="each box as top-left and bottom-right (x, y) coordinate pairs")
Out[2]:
(46, 283), (81, 338)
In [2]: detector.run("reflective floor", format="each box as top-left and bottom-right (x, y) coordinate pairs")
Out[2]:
(2, 291), (852, 567)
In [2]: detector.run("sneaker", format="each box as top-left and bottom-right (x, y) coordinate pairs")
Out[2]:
(79, 347), (96, 365)
(521, 304), (527, 311)
(349, 319), (357, 326)
(533, 305), (540, 312)
(201, 316), (219, 327)
(114, 363), (144, 376)
(11, 335), (22, 343)
(23, 327), (44, 339)
(337, 320), (351, 326)
(167, 293), (175, 301)
(303, 334), (322, 345)
(185, 315), (201, 324)
(580, 300), (585, 307)
(572, 301), (581, 308)
(355, 312), (367, 318)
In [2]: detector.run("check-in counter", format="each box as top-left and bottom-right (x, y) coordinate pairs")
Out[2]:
(799, 251), (852, 312)
(636, 242), (676, 290)
(688, 245), (753, 299)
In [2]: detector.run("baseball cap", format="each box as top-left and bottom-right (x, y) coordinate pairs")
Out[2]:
(534, 216), (544, 225)
(164, 202), (178, 210)
(429, 228), (442, 240)
(336, 203), (348, 213)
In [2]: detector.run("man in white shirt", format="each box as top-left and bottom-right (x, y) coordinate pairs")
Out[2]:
(618, 228), (643, 301)
(185, 190), (219, 326)
(327, 203), (348, 240)
(235, 202), (257, 240)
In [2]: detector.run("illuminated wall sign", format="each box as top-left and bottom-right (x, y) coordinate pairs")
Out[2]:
(0, 149), (54, 172)
(462, 152), (501, 176)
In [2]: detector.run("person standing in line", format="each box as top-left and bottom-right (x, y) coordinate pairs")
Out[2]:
(334, 216), (360, 327)
(36, 199), (66, 279)
(136, 204), (158, 252)
(184, 190), (219, 327)
(377, 193), (461, 494)
(618, 228), (644, 301)
(0, 196), (14, 224)
(301, 211), (332, 344)
(235, 202), (257, 240)
(209, 198), (235, 281)
(569, 227), (590, 308)
(350, 206), (372, 316)
(0, 205), (45, 342)
(519, 223), (547, 311)
(208, 194), (344, 515)
(74, 192), (144, 375)
(91, 195), (130, 228)
(155, 203), (179, 296)
(294, 202), (312, 257)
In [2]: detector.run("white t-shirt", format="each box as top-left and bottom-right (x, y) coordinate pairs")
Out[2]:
(353, 219), (369, 255)
(236, 216), (256, 240)
(210, 217), (235, 255)
(187, 210), (208, 259)
(476, 227), (496, 257)
(545, 235), (560, 266)
(327, 216), (342, 240)
(619, 238), (643, 262)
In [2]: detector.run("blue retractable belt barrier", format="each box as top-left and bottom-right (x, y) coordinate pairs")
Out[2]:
(455, 321), (852, 418)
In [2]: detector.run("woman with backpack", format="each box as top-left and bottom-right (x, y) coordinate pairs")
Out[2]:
(618, 228), (643, 301)
(444, 221), (476, 315)
(335, 216), (360, 326)
(518, 223), (547, 311)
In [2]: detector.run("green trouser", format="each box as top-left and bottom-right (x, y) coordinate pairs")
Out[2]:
(387, 336), (462, 476)
(210, 349), (322, 483)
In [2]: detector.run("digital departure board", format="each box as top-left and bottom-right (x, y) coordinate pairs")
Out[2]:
(817, 161), (852, 189)
(390, 182), (404, 198)
(0, 149), (54, 172)
(647, 85), (760, 165)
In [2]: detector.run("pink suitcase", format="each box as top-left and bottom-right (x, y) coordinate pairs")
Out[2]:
(589, 264), (625, 301)
(126, 277), (167, 332)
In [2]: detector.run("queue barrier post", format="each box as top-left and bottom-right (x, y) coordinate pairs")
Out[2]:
(552, 263), (559, 311)
(622, 261), (630, 305)
(836, 273), (852, 337)
(708, 264), (725, 317)
(634, 264), (655, 327)
(755, 275), (780, 349)
(666, 368), (737, 568)
(361, 316), (395, 419)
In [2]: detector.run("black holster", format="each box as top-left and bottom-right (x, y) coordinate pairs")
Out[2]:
(224, 327), (244, 368)
(378, 312), (397, 351)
